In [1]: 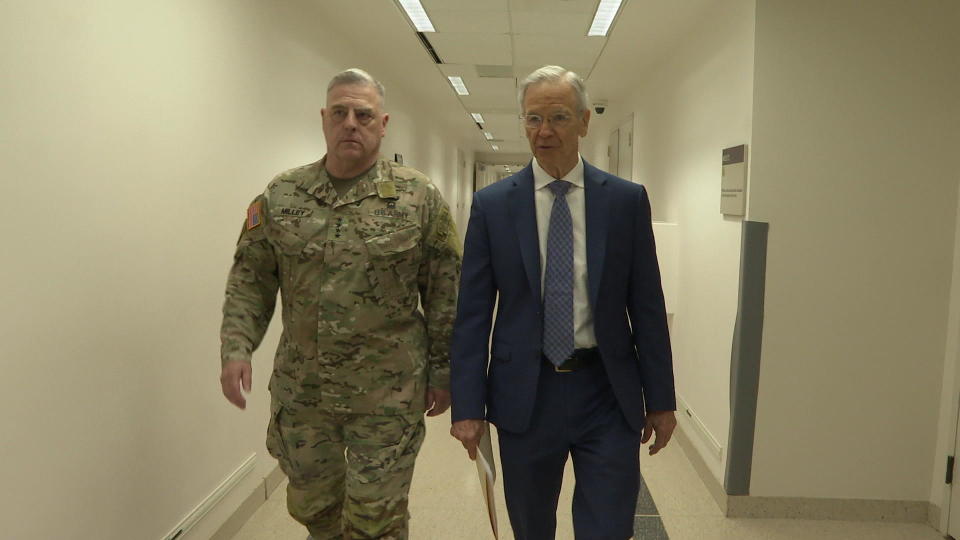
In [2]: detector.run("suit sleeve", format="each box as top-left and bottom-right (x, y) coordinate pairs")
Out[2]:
(450, 192), (498, 422)
(417, 184), (463, 391)
(219, 196), (279, 366)
(627, 187), (676, 411)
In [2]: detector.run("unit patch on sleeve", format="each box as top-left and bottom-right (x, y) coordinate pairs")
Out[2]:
(246, 201), (263, 230)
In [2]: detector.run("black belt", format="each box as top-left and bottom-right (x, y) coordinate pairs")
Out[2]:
(547, 347), (600, 373)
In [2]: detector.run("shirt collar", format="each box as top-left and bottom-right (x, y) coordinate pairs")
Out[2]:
(533, 154), (584, 190)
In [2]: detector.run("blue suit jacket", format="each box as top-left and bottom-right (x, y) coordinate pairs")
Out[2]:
(451, 160), (676, 433)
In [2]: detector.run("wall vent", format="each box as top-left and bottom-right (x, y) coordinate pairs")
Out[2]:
(475, 64), (515, 78)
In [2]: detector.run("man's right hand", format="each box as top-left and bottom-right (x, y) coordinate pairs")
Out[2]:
(220, 360), (252, 409)
(450, 419), (486, 460)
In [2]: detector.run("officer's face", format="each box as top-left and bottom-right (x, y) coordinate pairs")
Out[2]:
(522, 81), (589, 178)
(322, 83), (389, 170)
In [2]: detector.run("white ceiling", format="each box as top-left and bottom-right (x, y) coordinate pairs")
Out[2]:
(311, 0), (719, 156)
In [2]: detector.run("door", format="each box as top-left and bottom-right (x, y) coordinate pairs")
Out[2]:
(617, 114), (634, 180)
(948, 398), (960, 536)
(608, 128), (620, 175)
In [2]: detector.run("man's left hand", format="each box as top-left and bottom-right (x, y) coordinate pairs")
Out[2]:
(642, 410), (677, 455)
(424, 387), (451, 417)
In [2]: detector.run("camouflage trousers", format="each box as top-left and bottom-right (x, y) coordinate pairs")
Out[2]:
(266, 407), (425, 540)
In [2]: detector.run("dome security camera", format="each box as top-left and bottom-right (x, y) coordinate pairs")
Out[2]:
(593, 101), (608, 114)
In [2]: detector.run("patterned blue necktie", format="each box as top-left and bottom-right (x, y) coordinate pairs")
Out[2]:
(543, 180), (575, 367)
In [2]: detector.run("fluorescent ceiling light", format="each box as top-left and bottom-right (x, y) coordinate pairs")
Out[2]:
(483, 132), (494, 140)
(398, 0), (435, 32)
(471, 113), (485, 124)
(587, 0), (624, 36)
(448, 76), (469, 95)
(491, 145), (500, 151)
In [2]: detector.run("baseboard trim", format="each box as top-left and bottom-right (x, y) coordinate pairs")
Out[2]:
(726, 494), (929, 523)
(676, 394), (722, 460)
(209, 464), (285, 540)
(163, 454), (257, 540)
(927, 502), (941, 531)
(674, 421), (727, 514)
(264, 464), (286, 500)
(675, 424), (931, 524)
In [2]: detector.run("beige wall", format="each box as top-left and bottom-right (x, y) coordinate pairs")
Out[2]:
(582, 0), (756, 482)
(0, 1), (469, 539)
(749, 0), (960, 501)
(933, 188), (960, 523)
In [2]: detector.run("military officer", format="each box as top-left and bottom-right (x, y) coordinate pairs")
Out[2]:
(219, 68), (461, 540)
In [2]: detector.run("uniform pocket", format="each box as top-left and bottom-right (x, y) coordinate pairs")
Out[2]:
(364, 226), (421, 299)
(267, 227), (308, 256)
(265, 406), (291, 467)
(364, 225), (420, 257)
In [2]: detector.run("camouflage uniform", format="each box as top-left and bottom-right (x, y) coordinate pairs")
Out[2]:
(220, 157), (461, 539)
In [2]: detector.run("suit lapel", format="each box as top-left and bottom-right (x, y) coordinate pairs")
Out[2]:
(507, 166), (542, 302)
(583, 160), (609, 309)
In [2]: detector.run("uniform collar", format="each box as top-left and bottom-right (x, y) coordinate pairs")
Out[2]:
(300, 157), (396, 208)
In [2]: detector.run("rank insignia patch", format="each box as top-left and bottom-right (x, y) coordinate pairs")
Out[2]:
(246, 201), (263, 230)
(376, 181), (398, 199)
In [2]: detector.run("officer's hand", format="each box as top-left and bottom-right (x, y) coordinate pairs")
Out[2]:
(642, 410), (677, 455)
(425, 387), (451, 417)
(220, 361), (252, 410)
(450, 419), (485, 460)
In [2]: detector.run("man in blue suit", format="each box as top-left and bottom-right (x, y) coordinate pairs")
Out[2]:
(450, 66), (677, 540)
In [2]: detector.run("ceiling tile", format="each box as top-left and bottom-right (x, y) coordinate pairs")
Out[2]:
(510, 11), (591, 36)
(430, 10), (511, 34)
(455, 78), (519, 110)
(421, 0), (509, 10)
(437, 63), (474, 77)
(508, 0), (596, 13)
(428, 33), (512, 65)
(481, 113), (526, 142)
(513, 34), (604, 69)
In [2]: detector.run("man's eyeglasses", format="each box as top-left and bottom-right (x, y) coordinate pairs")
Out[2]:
(521, 112), (574, 130)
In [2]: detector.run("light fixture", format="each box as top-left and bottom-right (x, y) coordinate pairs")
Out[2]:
(398, 0), (435, 32)
(447, 76), (469, 96)
(483, 132), (494, 140)
(587, 0), (624, 36)
(471, 113), (485, 124)
(491, 145), (500, 151)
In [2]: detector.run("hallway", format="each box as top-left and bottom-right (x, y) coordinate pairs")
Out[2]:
(232, 415), (941, 540)
(4, 1), (960, 538)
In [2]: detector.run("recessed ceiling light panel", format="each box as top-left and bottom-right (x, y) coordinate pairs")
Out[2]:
(447, 76), (469, 95)
(398, 0), (436, 32)
(587, 0), (624, 36)
(471, 113), (485, 123)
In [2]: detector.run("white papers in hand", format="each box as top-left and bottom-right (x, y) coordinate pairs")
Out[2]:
(475, 426), (498, 539)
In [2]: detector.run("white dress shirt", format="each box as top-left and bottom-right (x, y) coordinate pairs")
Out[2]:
(532, 155), (597, 349)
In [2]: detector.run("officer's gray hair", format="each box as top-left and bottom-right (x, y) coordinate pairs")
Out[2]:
(327, 68), (386, 107)
(517, 65), (589, 114)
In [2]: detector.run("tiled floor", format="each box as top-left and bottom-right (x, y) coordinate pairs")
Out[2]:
(232, 414), (944, 539)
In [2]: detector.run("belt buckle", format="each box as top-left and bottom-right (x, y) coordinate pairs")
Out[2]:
(554, 357), (574, 373)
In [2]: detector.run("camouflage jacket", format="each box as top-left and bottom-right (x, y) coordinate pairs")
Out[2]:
(220, 158), (461, 415)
